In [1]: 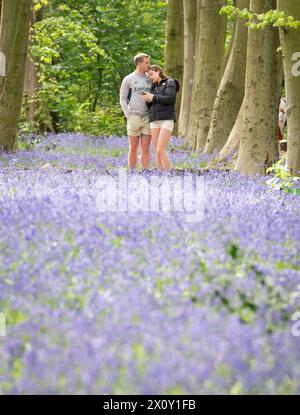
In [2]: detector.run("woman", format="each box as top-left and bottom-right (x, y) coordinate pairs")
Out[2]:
(143, 65), (180, 171)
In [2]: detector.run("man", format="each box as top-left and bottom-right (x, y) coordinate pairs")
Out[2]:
(120, 53), (153, 170)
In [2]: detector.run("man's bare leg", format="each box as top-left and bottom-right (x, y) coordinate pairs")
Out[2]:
(140, 134), (151, 169)
(128, 136), (139, 169)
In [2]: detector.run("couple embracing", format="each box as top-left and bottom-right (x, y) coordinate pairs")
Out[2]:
(119, 53), (180, 172)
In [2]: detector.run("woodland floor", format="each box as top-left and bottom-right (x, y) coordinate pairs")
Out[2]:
(0, 133), (299, 394)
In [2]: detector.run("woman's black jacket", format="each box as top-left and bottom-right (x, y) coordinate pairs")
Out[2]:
(147, 78), (180, 122)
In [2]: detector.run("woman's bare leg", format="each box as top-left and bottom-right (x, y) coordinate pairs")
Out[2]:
(150, 128), (162, 170)
(157, 128), (172, 171)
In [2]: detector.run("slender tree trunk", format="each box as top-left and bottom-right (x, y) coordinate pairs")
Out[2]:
(186, 0), (227, 150)
(24, 7), (56, 134)
(92, 63), (103, 112)
(278, 0), (300, 176)
(195, 0), (202, 55)
(165, 0), (184, 137)
(204, 0), (249, 154)
(218, 96), (245, 161)
(185, 0), (202, 148)
(24, 58), (38, 123)
(223, 11), (236, 72)
(24, 7), (42, 127)
(235, 0), (280, 175)
(0, 0), (32, 152)
(178, 0), (198, 138)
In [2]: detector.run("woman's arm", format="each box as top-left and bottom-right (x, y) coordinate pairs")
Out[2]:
(143, 80), (177, 105)
(152, 80), (176, 105)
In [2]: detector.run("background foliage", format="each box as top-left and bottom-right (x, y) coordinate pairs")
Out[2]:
(21, 0), (168, 136)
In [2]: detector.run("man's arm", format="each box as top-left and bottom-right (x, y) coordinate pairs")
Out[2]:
(119, 77), (130, 118)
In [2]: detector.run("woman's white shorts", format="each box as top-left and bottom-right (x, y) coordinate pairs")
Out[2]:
(150, 119), (174, 133)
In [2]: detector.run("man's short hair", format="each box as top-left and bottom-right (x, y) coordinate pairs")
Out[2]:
(134, 53), (149, 67)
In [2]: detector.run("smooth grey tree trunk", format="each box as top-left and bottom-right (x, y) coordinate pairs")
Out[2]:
(165, 0), (184, 137)
(178, 0), (198, 138)
(186, 0), (227, 150)
(278, 0), (300, 176)
(235, 0), (280, 175)
(0, 0), (32, 152)
(204, 0), (249, 154)
(218, 96), (246, 162)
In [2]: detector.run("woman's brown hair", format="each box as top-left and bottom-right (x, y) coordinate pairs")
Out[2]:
(149, 64), (168, 80)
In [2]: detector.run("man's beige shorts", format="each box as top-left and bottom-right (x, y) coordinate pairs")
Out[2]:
(127, 114), (151, 137)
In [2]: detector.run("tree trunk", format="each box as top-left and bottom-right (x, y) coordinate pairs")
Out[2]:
(219, 18), (283, 164)
(24, 6), (42, 127)
(178, 0), (198, 138)
(165, 0), (184, 137)
(204, 0), (249, 154)
(195, 0), (202, 54)
(186, 0), (227, 150)
(278, 0), (300, 176)
(234, 0), (280, 175)
(24, 6), (56, 134)
(218, 96), (245, 161)
(0, 0), (32, 152)
(185, 0), (202, 148)
(24, 57), (38, 123)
